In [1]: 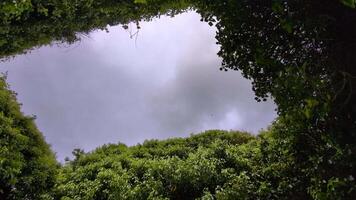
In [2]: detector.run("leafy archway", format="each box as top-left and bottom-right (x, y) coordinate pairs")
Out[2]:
(0, 0), (355, 199)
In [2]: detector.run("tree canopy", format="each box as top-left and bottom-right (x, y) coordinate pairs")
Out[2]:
(0, 76), (58, 199)
(0, 0), (355, 199)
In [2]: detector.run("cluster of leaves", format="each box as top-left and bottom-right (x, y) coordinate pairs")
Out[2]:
(194, 0), (356, 198)
(0, 0), (193, 59)
(1, 0), (356, 199)
(0, 75), (58, 199)
(54, 129), (299, 200)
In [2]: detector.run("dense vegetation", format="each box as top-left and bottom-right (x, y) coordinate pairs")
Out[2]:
(196, 0), (356, 199)
(54, 128), (316, 200)
(0, 76), (57, 199)
(1, 0), (356, 199)
(56, 130), (257, 199)
(0, 0), (192, 59)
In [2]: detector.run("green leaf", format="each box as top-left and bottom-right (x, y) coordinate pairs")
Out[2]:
(341, 0), (356, 8)
(134, 0), (147, 4)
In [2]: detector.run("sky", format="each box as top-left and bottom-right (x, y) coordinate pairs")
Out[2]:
(0, 11), (276, 161)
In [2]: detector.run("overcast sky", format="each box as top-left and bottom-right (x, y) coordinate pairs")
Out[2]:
(0, 12), (276, 161)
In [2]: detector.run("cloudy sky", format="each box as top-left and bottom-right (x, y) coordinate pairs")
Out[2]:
(0, 12), (276, 161)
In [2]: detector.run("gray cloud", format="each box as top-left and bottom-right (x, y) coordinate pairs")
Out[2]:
(0, 12), (276, 161)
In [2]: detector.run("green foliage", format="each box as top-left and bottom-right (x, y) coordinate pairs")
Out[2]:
(341, 0), (356, 8)
(1, 0), (356, 199)
(56, 126), (335, 200)
(0, 75), (58, 199)
(55, 130), (258, 200)
(0, 0), (193, 59)
(196, 0), (356, 198)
